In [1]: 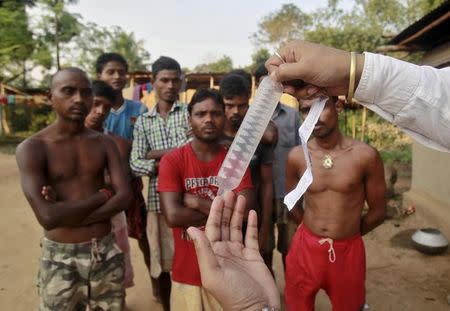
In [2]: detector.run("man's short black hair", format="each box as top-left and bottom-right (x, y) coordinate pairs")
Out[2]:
(188, 88), (224, 115)
(92, 80), (117, 103)
(95, 53), (128, 74)
(229, 69), (252, 88)
(152, 56), (181, 79)
(219, 73), (250, 100)
(254, 63), (268, 83)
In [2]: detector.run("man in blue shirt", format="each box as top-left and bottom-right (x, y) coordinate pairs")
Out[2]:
(96, 52), (148, 140)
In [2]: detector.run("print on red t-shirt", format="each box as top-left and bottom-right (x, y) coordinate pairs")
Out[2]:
(157, 143), (252, 286)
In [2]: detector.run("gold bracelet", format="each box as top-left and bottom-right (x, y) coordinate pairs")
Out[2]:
(346, 52), (356, 104)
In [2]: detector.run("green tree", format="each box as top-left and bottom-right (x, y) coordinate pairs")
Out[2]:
(71, 22), (115, 75)
(251, 3), (312, 49)
(247, 48), (270, 72)
(37, 0), (81, 70)
(2, 1), (151, 86)
(193, 55), (233, 73)
(108, 27), (150, 72)
(252, 0), (447, 54)
(71, 23), (151, 75)
(0, 1), (35, 85)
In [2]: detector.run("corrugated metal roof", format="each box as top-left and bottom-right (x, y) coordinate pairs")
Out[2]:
(389, 1), (450, 48)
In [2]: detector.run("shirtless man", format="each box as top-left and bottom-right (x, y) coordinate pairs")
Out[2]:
(285, 97), (386, 311)
(16, 68), (132, 310)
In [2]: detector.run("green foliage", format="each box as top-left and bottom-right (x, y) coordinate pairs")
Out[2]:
(72, 22), (116, 75)
(3, 104), (55, 134)
(69, 23), (151, 75)
(251, 3), (312, 48)
(4, 104), (31, 132)
(339, 110), (412, 164)
(0, 1), (33, 62)
(0, 134), (26, 155)
(252, 0), (447, 54)
(1, 0), (151, 86)
(0, 1), (34, 84)
(36, 0), (82, 69)
(194, 55), (233, 73)
(29, 105), (55, 132)
(379, 146), (412, 164)
(108, 27), (150, 72)
(0, 0), (80, 86)
(247, 48), (270, 72)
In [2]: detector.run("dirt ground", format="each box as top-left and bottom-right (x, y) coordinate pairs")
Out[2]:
(0, 151), (449, 310)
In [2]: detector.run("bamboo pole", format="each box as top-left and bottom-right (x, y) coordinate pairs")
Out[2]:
(352, 111), (356, 139)
(0, 84), (5, 136)
(344, 110), (348, 136)
(361, 107), (367, 141)
(0, 106), (3, 136)
(251, 76), (256, 98)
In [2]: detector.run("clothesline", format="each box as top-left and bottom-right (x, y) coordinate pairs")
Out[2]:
(0, 94), (49, 106)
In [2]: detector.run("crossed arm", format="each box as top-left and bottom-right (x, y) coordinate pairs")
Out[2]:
(16, 137), (132, 230)
(80, 136), (133, 225)
(129, 117), (158, 177)
(160, 189), (255, 228)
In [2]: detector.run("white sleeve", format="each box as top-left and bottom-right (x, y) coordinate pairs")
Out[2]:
(355, 52), (450, 152)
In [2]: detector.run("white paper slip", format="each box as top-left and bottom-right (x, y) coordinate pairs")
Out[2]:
(283, 97), (328, 210)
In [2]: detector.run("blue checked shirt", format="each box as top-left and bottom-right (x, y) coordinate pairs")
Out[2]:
(130, 101), (189, 212)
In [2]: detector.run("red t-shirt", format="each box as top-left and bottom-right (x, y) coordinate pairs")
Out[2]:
(157, 143), (253, 286)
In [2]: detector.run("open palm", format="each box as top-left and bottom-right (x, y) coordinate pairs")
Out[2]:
(187, 192), (280, 311)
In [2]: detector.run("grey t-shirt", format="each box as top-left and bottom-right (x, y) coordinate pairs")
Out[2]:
(271, 103), (301, 199)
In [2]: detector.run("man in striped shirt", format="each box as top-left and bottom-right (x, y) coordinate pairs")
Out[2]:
(130, 56), (188, 311)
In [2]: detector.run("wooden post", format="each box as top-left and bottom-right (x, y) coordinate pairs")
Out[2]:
(343, 110), (348, 136)
(183, 76), (189, 103)
(209, 76), (214, 88)
(352, 111), (356, 139)
(361, 107), (367, 141)
(0, 106), (3, 136)
(0, 84), (4, 136)
(251, 76), (256, 99)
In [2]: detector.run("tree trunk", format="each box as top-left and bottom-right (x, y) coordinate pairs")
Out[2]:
(22, 61), (27, 89)
(55, 12), (60, 70)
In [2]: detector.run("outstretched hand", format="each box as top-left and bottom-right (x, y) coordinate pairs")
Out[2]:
(187, 191), (280, 311)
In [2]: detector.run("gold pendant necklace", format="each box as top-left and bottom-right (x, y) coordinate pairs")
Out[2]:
(322, 154), (333, 169)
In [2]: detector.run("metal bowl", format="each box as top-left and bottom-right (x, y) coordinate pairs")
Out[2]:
(411, 228), (449, 255)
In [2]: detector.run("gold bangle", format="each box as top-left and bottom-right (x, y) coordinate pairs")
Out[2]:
(347, 52), (356, 104)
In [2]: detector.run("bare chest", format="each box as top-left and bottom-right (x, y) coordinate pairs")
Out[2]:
(45, 139), (107, 183)
(308, 154), (366, 194)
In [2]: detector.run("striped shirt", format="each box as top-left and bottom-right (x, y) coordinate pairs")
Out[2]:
(130, 101), (189, 212)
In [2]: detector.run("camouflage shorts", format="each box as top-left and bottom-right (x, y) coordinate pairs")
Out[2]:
(38, 233), (125, 311)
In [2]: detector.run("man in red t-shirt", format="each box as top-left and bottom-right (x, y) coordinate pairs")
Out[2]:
(158, 88), (255, 310)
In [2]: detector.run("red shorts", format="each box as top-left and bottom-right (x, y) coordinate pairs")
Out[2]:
(285, 224), (366, 311)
